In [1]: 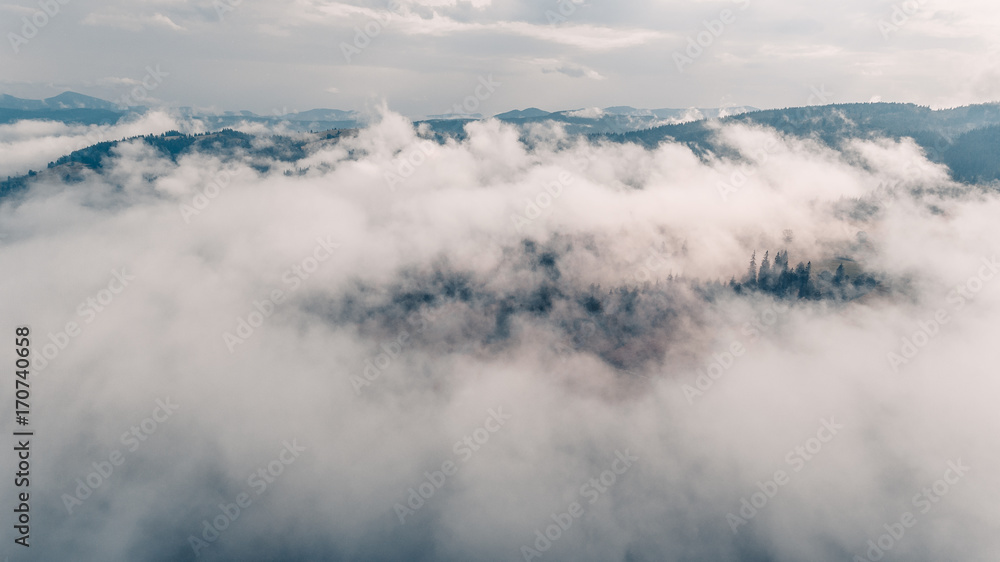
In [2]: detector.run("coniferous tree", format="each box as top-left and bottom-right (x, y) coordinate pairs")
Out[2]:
(833, 264), (846, 286)
(744, 251), (758, 286)
(758, 251), (772, 290)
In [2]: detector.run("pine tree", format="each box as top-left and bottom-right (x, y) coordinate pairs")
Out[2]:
(744, 251), (758, 286)
(833, 264), (846, 286)
(758, 251), (772, 290)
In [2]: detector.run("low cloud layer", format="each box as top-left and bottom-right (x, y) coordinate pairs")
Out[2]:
(0, 111), (200, 178)
(1, 112), (998, 561)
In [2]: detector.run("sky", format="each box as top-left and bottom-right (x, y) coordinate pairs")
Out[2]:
(2, 0), (1000, 116)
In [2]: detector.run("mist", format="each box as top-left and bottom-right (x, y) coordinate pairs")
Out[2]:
(1, 110), (998, 562)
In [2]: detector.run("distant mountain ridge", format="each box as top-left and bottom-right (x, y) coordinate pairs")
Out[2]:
(0, 91), (758, 135)
(0, 92), (121, 111)
(5, 101), (1000, 201)
(484, 105), (760, 135)
(602, 101), (1000, 184)
(493, 108), (552, 119)
(5, 92), (999, 183)
(0, 91), (756, 136)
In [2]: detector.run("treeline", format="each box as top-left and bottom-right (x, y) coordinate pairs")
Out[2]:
(603, 102), (1000, 183)
(944, 124), (1000, 184)
(48, 129), (256, 170)
(0, 127), (353, 198)
(322, 242), (884, 371)
(723, 251), (879, 301)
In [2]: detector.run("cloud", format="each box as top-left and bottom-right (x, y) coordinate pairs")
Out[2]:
(531, 58), (606, 80)
(1, 111), (998, 561)
(563, 107), (604, 118)
(81, 12), (186, 32)
(399, 17), (665, 50)
(405, 0), (493, 8)
(0, 111), (199, 179)
(8, 0), (1000, 114)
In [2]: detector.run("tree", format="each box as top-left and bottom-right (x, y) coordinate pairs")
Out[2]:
(833, 263), (846, 286)
(744, 251), (758, 286)
(758, 251), (772, 290)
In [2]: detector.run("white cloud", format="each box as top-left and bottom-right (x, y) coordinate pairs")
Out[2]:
(1, 112), (998, 560)
(0, 112), (201, 178)
(563, 106), (603, 118)
(82, 11), (186, 32)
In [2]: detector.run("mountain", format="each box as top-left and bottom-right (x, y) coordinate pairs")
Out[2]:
(484, 105), (762, 135)
(605, 102), (1000, 183)
(0, 92), (368, 130)
(289, 108), (357, 121)
(608, 102), (1000, 149)
(0, 92), (125, 125)
(425, 112), (484, 120)
(0, 108), (124, 126)
(0, 94), (46, 111)
(602, 106), (655, 117)
(0, 91), (121, 111)
(0, 92), (755, 136)
(494, 108), (552, 119)
(0, 127), (354, 198)
(7, 95), (999, 183)
(650, 106), (757, 119)
(7, 101), (1000, 201)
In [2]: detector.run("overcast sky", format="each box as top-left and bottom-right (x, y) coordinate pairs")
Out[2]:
(2, 0), (999, 116)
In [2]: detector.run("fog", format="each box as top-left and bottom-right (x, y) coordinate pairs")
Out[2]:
(1, 111), (997, 561)
(0, 111), (200, 178)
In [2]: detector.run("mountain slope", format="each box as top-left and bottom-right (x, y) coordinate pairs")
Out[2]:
(0, 91), (121, 111)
